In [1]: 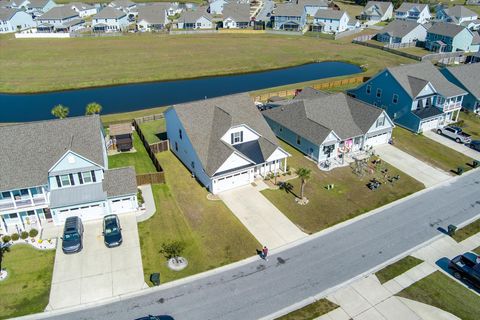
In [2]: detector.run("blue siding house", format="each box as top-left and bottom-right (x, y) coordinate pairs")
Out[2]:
(348, 62), (467, 133)
(424, 22), (479, 52)
(441, 63), (480, 114)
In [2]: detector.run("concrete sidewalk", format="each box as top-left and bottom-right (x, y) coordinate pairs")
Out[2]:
(423, 131), (480, 160)
(219, 184), (307, 249)
(136, 184), (156, 222)
(375, 144), (451, 188)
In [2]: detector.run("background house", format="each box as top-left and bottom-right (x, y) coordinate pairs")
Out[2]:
(0, 8), (35, 33)
(35, 5), (80, 31)
(177, 8), (213, 29)
(436, 5), (478, 26)
(376, 20), (427, 44)
(92, 7), (129, 32)
(222, 3), (250, 28)
(424, 22), (479, 52)
(69, 2), (97, 18)
(312, 9), (351, 33)
(272, 3), (305, 31)
(136, 5), (168, 32)
(394, 3), (430, 24)
(441, 63), (480, 114)
(360, 1), (393, 22)
(26, 0), (57, 17)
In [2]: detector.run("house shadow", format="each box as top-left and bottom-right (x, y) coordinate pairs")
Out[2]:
(155, 132), (168, 141)
(436, 255), (480, 294)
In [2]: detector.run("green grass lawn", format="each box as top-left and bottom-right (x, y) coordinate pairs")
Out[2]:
(392, 127), (474, 173)
(261, 141), (424, 234)
(108, 131), (156, 174)
(138, 119), (166, 144)
(397, 271), (480, 320)
(0, 245), (55, 319)
(376, 256), (423, 284)
(0, 33), (413, 93)
(396, 46), (431, 57)
(474, 247), (480, 255)
(458, 112), (480, 140)
(138, 151), (260, 285)
(276, 299), (339, 320)
(334, 0), (364, 18)
(101, 106), (168, 126)
(452, 218), (480, 242)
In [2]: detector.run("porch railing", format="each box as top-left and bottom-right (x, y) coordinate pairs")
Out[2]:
(444, 102), (462, 112)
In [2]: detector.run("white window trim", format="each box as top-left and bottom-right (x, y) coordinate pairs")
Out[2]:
(60, 174), (71, 187)
(392, 94), (399, 104)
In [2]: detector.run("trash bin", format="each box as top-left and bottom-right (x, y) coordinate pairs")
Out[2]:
(457, 167), (464, 175)
(473, 160), (479, 168)
(150, 273), (160, 286)
(447, 224), (457, 237)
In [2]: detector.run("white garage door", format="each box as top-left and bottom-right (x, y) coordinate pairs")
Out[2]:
(366, 131), (391, 147)
(214, 171), (250, 193)
(110, 198), (134, 213)
(421, 118), (440, 132)
(57, 205), (105, 223)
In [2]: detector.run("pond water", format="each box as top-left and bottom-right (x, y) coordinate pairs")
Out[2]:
(0, 61), (362, 122)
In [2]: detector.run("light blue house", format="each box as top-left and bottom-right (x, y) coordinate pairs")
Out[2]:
(262, 90), (394, 167)
(348, 62), (467, 133)
(424, 22), (479, 53)
(0, 115), (138, 235)
(441, 63), (480, 114)
(0, 8), (35, 33)
(272, 3), (305, 31)
(376, 20), (427, 44)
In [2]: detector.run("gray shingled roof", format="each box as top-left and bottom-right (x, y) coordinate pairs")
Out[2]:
(168, 93), (280, 176)
(137, 5), (167, 24)
(70, 2), (96, 11)
(445, 63), (480, 100)
(315, 9), (347, 20)
(109, 0), (135, 8)
(0, 7), (17, 20)
(446, 5), (477, 19)
(379, 20), (424, 38)
(273, 3), (304, 17)
(0, 115), (106, 192)
(396, 3), (428, 13)
(363, 1), (392, 16)
(427, 22), (466, 38)
(103, 167), (137, 197)
(37, 6), (79, 20)
(293, 87), (330, 100)
(49, 183), (107, 208)
(386, 62), (466, 98)
(223, 3), (250, 22)
(179, 7), (211, 24)
(297, 0), (329, 7)
(93, 6), (126, 19)
(28, 0), (51, 9)
(263, 93), (385, 143)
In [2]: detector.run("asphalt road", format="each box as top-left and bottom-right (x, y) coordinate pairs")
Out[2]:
(35, 171), (480, 320)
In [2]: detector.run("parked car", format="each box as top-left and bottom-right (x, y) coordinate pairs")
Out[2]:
(61, 216), (84, 254)
(135, 316), (174, 320)
(437, 126), (472, 144)
(468, 140), (480, 152)
(448, 254), (480, 288)
(103, 214), (122, 248)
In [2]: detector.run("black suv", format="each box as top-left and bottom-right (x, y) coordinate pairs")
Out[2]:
(103, 214), (123, 248)
(448, 254), (480, 288)
(61, 216), (84, 254)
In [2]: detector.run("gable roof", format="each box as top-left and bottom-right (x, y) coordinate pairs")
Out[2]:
(168, 93), (280, 176)
(28, 0), (51, 8)
(294, 87), (330, 100)
(223, 3), (250, 22)
(446, 5), (477, 19)
(297, 0), (329, 7)
(179, 7), (212, 24)
(70, 2), (96, 11)
(363, 1), (392, 16)
(445, 63), (480, 100)
(0, 115), (105, 192)
(386, 62), (466, 98)
(137, 5), (167, 24)
(379, 20), (425, 39)
(103, 167), (137, 197)
(37, 6), (79, 20)
(427, 22), (467, 38)
(396, 3), (428, 13)
(93, 6), (126, 19)
(273, 3), (304, 17)
(0, 7), (18, 20)
(109, 0), (135, 8)
(315, 9), (347, 20)
(263, 93), (385, 143)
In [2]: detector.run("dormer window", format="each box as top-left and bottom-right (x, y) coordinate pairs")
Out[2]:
(179, 129), (183, 140)
(231, 131), (243, 144)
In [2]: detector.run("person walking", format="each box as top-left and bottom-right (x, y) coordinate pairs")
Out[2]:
(262, 246), (269, 261)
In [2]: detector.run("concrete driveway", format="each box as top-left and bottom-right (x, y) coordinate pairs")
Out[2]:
(423, 130), (480, 160)
(375, 144), (451, 188)
(48, 213), (145, 310)
(219, 184), (307, 249)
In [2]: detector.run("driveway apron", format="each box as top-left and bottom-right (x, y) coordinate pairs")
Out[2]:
(423, 130), (480, 160)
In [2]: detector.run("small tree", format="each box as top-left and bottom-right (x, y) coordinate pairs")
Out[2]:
(51, 104), (69, 119)
(85, 102), (102, 115)
(296, 167), (312, 200)
(159, 240), (185, 263)
(0, 243), (10, 274)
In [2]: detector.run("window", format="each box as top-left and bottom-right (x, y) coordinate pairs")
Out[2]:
(60, 174), (71, 187)
(279, 126), (283, 132)
(179, 129), (183, 140)
(91, 170), (96, 182)
(392, 94), (399, 104)
(231, 131), (243, 144)
(296, 135), (301, 145)
(376, 116), (385, 127)
(175, 142), (178, 151)
(376, 88), (382, 98)
(366, 85), (371, 95)
(191, 161), (195, 169)
(82, 171), (93, 184)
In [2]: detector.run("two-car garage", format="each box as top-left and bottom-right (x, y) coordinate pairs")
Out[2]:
(365, 130), (392, 148)
(212, 169), (253, 194)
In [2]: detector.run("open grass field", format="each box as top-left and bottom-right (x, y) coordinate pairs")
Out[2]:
(397, 271), (480, 320)
(276, 299), (339, 320)
(108, 131), (156, 173)
(376, 256), (423, 284)
(261, 141), (424, 234)
(0, 33), (413, 93)
(0, 245), (55, 319)
(138, 152), (259, 285)
(392, 127), (474, 173)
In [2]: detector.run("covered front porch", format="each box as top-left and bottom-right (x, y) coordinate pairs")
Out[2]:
(281, 21), (300, 31)
(0, 208), (51, 236)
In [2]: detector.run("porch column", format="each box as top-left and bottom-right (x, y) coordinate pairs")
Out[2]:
(274, 160), (277, 176)
(34, 210), (42, 228)
(27, 188), (34, 206)
(455, 109), (460, 122)
(284, 158), (287, 172)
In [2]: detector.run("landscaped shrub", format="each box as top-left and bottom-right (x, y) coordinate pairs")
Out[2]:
(11, 233), (19, 241)
(29, 229), (38, 238)
(20, 231), (28, 240)
(2, 235), (11, 243)
(137, 188), (145, 205)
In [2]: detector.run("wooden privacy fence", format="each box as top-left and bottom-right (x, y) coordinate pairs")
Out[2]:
(136, 172), (165, 185)
(253, 76), (367, 102)
(134, 113), (165, 124)
(149, 141), (169, 153)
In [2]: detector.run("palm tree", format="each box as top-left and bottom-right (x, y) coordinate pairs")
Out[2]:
(279, 181), (294, 194)
(51, 104), (69, 119)
(0, 243), (10, 275)
(85, 102), (102, 115)
(296, 167), (311, 200)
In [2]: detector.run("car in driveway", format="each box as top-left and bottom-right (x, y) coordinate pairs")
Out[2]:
(448, 254), (480, 288)
(437, 126), (472, 144)
(62, 216), (84, 254)
(103, 214), (123, 248)
(468, 140), (480, 152)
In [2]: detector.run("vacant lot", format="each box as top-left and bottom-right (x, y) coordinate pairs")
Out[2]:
(0, 33), (412, 93)
(376, 256), (423, 284)
(0, 245), (55, 319)
(392, 127), (474, 173)
(261, 141), (424, 234)
(397, 271), (480, 320)
(139, 151), (259, 284)
(108, 131), (156, 174)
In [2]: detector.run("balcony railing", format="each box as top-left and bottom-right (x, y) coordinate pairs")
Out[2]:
(0, 200), (15, 210)
(444, 102), (462, 112)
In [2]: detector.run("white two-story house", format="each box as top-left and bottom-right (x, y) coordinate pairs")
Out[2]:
(165, 93), (290, 194)
(395, 3), (431, 24)
(312, 9), (352, 33)
(35, 5), (80, 31)
(0, 115), (138, 236)
(177, 8), (213, 29)
(360, 1), (393, 22)
(69, 2), (97, 17)
(92, 6), (129, 32)
(0, 8), (35, 33)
